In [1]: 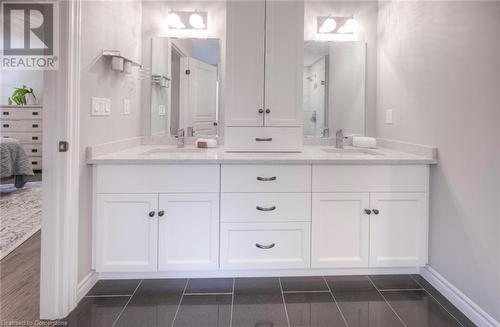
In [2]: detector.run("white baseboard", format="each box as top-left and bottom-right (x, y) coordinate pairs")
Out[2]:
(420, 266), (499, 327)
(76, 270), (98, 303)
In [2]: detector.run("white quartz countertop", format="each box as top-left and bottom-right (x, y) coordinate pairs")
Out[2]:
(87, 145), (437, 165)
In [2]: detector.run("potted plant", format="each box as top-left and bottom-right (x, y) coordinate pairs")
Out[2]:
(7, 86), (37, 105)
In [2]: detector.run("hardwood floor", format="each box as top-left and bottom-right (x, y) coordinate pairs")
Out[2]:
(0, 231), (41, 322)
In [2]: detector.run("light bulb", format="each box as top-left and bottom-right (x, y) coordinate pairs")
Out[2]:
(167, 12), (185, 29)
(319, 17), (336, 34)
(189, 13), (205, 29)
(338, 18), (358, 34)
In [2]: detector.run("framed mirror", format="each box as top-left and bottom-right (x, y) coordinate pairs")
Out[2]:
(150, 37), (220, 137)
(303, 41), (366, 138)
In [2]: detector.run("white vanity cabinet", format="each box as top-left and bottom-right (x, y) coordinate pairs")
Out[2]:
(311, 165), (429, 268)
(225, 1), (303, 151)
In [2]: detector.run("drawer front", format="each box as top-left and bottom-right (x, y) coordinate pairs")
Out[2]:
(96, 164), (220, 193)
(221, 165), (311, 192)
(29, 157), (42, 170)
(1, 132), (42, 143)
(312, 165), (429, 192)
(221, 193), (311, 222)
(220, 222), (310, 269)
(1, 108), (42, 119)
(224, 126), (302, 152)
(0, 120), (41, 131)
(22, 144), (42, 156)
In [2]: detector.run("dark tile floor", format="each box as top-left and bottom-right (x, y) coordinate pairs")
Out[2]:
(64, 275), (475, 327)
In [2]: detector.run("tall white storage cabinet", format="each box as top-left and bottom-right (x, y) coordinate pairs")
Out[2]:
(225, 1), (304, 152)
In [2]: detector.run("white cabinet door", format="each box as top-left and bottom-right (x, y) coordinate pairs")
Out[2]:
(158, 193), (219, 271)
(225, 0), (265, 127)
(369, 193), (428, 267)
(264, 0), (303, 127)
(312, 193), (370, 268)
(95, 194), (158, 272)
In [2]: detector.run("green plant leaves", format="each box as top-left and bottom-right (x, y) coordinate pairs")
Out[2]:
(7, 85), (35, 106)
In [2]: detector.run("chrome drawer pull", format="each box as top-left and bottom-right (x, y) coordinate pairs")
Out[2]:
(255, 243), (275, 249)
(256, 206), (276, 211)
(255, 137), (272, 142)
(256, 176), (276, 181)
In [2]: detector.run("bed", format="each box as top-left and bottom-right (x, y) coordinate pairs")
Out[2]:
(0, 137), (34, 188)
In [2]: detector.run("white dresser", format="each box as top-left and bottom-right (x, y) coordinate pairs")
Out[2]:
(0, 105), (43, 171)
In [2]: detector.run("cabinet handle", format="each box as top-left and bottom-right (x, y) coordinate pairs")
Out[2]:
(256, 243), (275, 249)
(3, 112), (9, 115)
(3, 124), (9, 128)
(256, 176), (276, 181)
(258, 109), (264, 114)
(255, 137), (272, 142)
(32, 112), (39, 116)
(364, 209), (372, 215)
(148, 211), (155, 217)
(265, 109), (271, 114)
(256, 206), (276, 211)
(31, 149), (38, 153)
(372, 209), (379, 215)
(158, 210), (165, 217)
(32, 124), (39, 128)
(32, 136), (38, 140)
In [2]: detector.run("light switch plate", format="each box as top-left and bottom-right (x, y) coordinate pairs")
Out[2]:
(385, 109), (393, 124)
(123, 99), (130, 115)
(91, 97), (111, 116)
(158, 105), (166, 116)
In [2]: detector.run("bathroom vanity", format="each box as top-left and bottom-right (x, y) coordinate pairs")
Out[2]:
(89, 146), (435, 277)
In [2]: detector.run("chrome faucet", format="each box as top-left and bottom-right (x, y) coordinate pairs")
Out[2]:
(176, 129), (185, 148)
(335, 129), (344, 149)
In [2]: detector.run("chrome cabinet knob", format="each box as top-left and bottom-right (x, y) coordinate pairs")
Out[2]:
(158, 210), (165, 217)
(256, 206), (276, 211)
(258, 109), (264, 114)
(265, 109), (271, 114)
(364, 209), (372, 215)
(148, 211), (155, 217)
(372, 209), (380, 215)
(256, 176), (277, 181)
(255, 243), (275, 249)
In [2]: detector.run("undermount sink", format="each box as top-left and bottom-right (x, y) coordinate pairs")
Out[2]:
(322, 147), (382, 156)
(141, 148), (203, 155)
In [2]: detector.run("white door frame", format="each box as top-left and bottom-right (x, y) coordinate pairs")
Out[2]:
(39, 0), (81, 319)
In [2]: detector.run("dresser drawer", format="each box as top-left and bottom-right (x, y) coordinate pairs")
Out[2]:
(0, 120), (41, 132)
(220, 222), (310, 269)
(29, 157), (42, 170)
(1, 132), (42, 143)
(22, 144), (42, 156)
(224, 126), (302, 152)
(95, 164), (220, 193)
(221, 193), (311, 222)
(221, 165), (311, 192)
(1, 108), (42, 119)
(312, 165), (429, 192)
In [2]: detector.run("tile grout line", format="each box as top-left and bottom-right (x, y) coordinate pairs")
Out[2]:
(410, 275), (465, 327)
(322, 276), (349, 327)
(378, 288), (424, 292)
(366, 276), (408, 327)
(112, 279), (143, 327)
(85, 294), (134, 298)
(230, 278), (235, 327)
(282, 290), (331, 294)
(170, 279), (189, 327)
(278, 277), (291, 327)
(184, 292), (233, 296)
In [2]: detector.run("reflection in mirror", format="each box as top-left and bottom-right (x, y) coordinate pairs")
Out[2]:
(150, 37), (220, 137)
(303, 41), (366, 138)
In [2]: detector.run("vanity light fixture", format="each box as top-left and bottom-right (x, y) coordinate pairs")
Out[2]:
(338, 17), (358, 34)
(317, 16), (358, 35)
(318, 16), (337, 34)
(167, 11), (207, 30)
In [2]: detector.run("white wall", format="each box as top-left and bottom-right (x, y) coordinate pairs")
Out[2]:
(78, 1), (142, 282)
(305, 1), (378, 136)
(377, 1), (500, 321)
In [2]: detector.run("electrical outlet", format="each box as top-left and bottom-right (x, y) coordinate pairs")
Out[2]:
(385, 109), (393, 124)
(158, 105), (166, 116)
(91, 97), (111, 116)
(123, 99), (130, 115)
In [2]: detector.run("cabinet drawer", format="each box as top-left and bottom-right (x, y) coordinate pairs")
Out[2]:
(22, 144), (42, 156)
(221, 193), (310, 222)
(220, 222), (310, 269)
(1, 132), (42, 143)
(0, 120), (41, 131)
(1, 108), (42, 119)
(312, 165), (429, 192)
(224, 126), (302, 152)
(95, 164), (219, 193)
(221, 165), (310, 192)
(29, 157), (42, 170)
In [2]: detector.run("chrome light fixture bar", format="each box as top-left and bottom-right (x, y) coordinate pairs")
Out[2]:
(167, 11), (207, 30)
